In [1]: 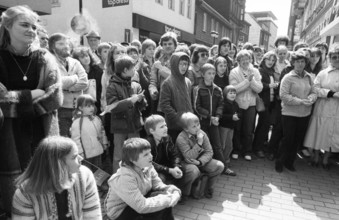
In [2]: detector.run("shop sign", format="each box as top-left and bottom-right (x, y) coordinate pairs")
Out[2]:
(103, 0), (129, 8)
(164, 25), (181, 37)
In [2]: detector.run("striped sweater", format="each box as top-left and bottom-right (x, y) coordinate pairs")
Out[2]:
(12, 166), (101, 220)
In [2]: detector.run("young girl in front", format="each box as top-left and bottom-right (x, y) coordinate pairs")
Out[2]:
(71, 94), (108, 171)
(213, 56), (229, 90)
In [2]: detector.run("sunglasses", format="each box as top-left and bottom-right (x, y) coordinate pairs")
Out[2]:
(199, 52), (209, 58)
(330, 55), (339, 60)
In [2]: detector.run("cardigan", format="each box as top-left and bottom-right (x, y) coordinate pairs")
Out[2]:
(12, 166), (102, 220)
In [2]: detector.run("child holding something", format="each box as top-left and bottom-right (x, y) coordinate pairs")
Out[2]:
(105, 138), (181, 220)
(71, 94), (108, 170)
(176, 112), (224, 199)
(219, 85), (241, 176)
(106, 55), (147, 173)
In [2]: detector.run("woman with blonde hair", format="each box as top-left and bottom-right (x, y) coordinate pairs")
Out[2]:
(0, 5), (62, 216)
(12, 136), (101, 219)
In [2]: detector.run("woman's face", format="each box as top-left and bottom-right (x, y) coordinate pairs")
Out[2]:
(100, 48), (109, 62)
(8, 15), (37, 46)
(264, 56), (276, 68)
(79, 53), (90, 66)
(229, 47), (236, 58)
(144, 46), (155, 59)
(220, 43), (230, 56)
(162, 39), (176, 55)
(217, 62), (227, 74)
(329, 53), (339, 69)
(309, 53), (320, 65)
(64, 144), (82, 174)
(113, 48), (126, 60)
(293, 58), (306, 72)
(198, 51), (209, 65)
(239, 55), (251, 69)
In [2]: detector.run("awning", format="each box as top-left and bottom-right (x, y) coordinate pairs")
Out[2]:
(320, 17), (339, 37)
(0, 0), (51, 15)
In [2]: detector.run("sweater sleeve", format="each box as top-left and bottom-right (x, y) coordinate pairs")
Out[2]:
(70, 118), (84, 155)
(112, 173), (171, 214)
(149, 62), (160, 95)
(193, 87), (210, 119)
(159, 81), (178, 122)
(176, 132), (201, 160)
(12, 188), (35, 220)
(249, 68), (263, 93)
(106, 82), (134, 113)
(197, 132), (213, 166)
(279, 75), (303, 105)
(229, 69), (251, 93)
(82, 167), (102, 220)
(68, 61), (89, 92)
(314, 71), (330, 98)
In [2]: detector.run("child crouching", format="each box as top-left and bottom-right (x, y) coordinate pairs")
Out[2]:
(105, 138), (181, 220)
(176, 112), (224, 199)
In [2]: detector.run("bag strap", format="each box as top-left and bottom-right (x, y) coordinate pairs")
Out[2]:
(79, 116), (87, 159)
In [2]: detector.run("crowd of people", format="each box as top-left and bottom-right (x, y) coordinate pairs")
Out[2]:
(0, 4), (339, 220)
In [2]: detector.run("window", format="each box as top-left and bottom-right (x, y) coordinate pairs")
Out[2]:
(203, 13), (207, 32)
(215, 21), (219, 33)
(187, 0), (192, 19)
(168, 0), (175, 10)
(155, 0), (163, 5)
(211, 18), (215, 31)
(179, 0), (185, 16)
(222, 26), (225, 37)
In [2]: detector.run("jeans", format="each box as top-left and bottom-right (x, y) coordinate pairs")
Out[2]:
(219, 127), (234, 164)
(268, 102), (283, 157)
(253, 104), (272, 152)
(113, 132), (140, 173)
(277, 115), (310, 166)
(201, 124), (226, 166)
(181, 159), (224, 196)
(58, 107), (74, 137)
(233, 106), (256, 155)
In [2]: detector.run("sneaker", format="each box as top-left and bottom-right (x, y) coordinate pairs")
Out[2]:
(232, 154), (239, 160)
(223, 168), (237, 176)
(256, 151), (265, 158)
(302, 149), (311, 157)
(244, 155), (252, 161)
(275, 161), (283, 173)
(205, 189), (213, 199)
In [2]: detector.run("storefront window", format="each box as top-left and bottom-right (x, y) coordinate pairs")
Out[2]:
(203, 13), (207, 32)
(168, 0), (175, 10)
(179, 0), (185, 16)
(187, 0), (192, 19)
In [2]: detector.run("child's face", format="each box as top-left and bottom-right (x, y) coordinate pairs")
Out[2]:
(150, 121), (168, 139)
(277, 49), (288, 61)
(113, 48), (126, 60)
(178, 60), (189, 75)
(128, 51), (139, 62)
(185, 120), (201, 136)
(100, 48), (109, 62)
(217, 62), (227, 75)
(80, 104), (95, 116)
(203, 69), (216, 85)
(220, 43), (230, 56)
(145, 46), (155, 58)
(309, 53), (320, 65)
(123, 66), (135, 78)
(79, 53), (90, 66)
(132, 149), (153, 169)
(227, 90), (236, 101)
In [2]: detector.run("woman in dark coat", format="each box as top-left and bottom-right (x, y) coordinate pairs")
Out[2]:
(0, 5), (62, 216)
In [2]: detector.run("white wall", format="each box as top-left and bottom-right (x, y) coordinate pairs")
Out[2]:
(133, 0), (195, 34)
(245, 13), (261, 45)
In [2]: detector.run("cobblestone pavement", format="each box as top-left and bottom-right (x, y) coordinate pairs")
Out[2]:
(173, 156), (339, 220)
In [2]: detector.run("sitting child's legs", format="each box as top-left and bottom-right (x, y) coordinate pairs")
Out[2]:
(180, 163), (200, 197)
(200, 159), (224, 193)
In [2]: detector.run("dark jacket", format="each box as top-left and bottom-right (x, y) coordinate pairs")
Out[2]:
(213, 73), (229, 91)
(258, 66), (275, 107)
(148, 135), (182, 174)
(106, 74), (146, 133)
(137, 58), (152, 118)
(193, 81), (223, 126)
(159, 52), (193, 130)
(219, 98), (241, 129)
(87, 64), (103, 114)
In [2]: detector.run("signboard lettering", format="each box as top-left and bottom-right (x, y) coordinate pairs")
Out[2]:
(103, 0), (129, 8)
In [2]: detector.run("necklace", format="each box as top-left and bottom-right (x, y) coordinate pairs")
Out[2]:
(9, 52), (33, 81)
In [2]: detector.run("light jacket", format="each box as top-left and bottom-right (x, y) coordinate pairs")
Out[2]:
(71, 115), (108, 159)
(105, 164), (180, 219)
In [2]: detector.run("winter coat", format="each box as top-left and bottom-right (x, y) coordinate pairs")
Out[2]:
(193, 81), (224, 126)
(258, 66), (275, 107)
(219, 98), (241, 129)
(71, 115), (108, 159)
(0, 48), (63, 174)
(105, 164), (180, 219)
(106, 74), (146, 133)
(159, 52), (193, 130)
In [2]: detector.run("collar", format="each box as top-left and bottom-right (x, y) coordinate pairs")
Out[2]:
(327, 65), (339, 73)
(55, 55), (69, 67)
(290, 70), (312, 79)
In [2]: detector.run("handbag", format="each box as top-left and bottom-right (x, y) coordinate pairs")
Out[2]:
(255, 94), (265, 112)
(83, 79), (97, 100)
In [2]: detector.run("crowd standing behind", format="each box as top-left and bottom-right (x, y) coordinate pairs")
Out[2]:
(1, 4), (339, 220)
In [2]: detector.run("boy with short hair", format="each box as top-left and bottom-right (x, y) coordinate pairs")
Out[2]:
(106, 55), (147, 173)
(193, 63), (227, 174)
(105, 138), (181, 220)
(176, 112), (224, 199)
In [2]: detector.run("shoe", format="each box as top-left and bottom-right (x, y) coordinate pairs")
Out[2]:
(284, 164), (296, 172)
(267, 153), (275, 161)
(232, 154), (239, 160)
(322, 163), (330, 171)
(244, 155), (252, 161)
(223, 168), (237, 176)
(178, 195), (189, 205)
(205, 189), (213, 199)
(256, 151), (265, 158)
(275, 161), (283, 173)
(301, 149), (311, 158)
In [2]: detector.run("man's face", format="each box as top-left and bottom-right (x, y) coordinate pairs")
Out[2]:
(87, 37), (100, 51)
(38, 32), (49, 49)
(53, 38), (71, 58)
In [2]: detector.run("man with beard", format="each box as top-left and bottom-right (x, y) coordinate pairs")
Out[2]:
(49, 33), (88, 136)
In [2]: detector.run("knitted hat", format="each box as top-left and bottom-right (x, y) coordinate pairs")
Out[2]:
(224, 85), (237, 97)
(86, 30), (101, 39)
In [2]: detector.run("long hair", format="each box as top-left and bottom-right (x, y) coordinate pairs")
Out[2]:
(72, 46), (96, 68)
(15, 136), (77, 194)
(308, 47), (323, 75)
(105, 43), (126, 77)
(259, 51), (277, 70)
(0, 5), (39, 49)
(191, 45), (209, 64)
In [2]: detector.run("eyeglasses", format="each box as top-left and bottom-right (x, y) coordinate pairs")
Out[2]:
(40, 37), (49, 41)
(199, 52), (209, 58)
(330, 55), (339, 60)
